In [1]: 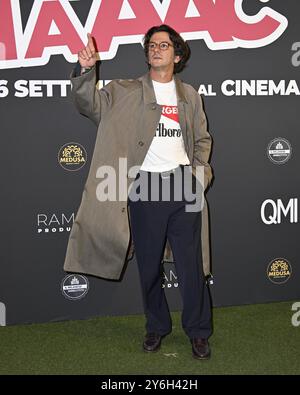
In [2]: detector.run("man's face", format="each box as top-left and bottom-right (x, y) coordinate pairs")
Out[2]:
(147, 32), (181, 72)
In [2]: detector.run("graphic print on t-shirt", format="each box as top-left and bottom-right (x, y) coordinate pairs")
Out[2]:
(161, 105), (179, 123)
(156, 105), (182, 137)
(140, 79), (190, 172)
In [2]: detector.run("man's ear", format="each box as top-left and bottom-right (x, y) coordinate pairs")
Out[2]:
(174, 55), (181, 64)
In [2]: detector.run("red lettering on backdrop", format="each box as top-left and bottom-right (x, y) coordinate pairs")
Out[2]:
(165, 0), (280, 42)
(0, 0), (17, 60)
(0, 0), (288, 69)
(91, 0), (161, 52)
(25, 0), (84, 59)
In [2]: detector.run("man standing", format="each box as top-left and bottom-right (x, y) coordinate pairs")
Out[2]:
(64, 25), (213, 360)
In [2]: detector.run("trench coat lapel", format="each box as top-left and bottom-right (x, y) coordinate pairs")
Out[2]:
(174, 76), (190, 156)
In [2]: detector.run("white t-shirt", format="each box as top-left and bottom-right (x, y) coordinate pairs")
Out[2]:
(140, 79), (190, 172)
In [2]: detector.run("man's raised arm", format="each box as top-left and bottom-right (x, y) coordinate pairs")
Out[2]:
(71, 33), (111, 126)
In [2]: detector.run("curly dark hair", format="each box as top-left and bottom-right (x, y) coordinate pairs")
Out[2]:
(143, 24), (191, 74)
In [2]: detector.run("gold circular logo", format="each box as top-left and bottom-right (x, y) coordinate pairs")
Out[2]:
(58, 142), (87, 171)
(267, 258), (292, 284)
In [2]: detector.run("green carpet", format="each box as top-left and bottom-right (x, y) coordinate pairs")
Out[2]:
(0, 301), (299, 375)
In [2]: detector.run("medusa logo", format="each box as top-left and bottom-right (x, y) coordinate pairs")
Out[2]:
(267, 258), (292, 284)
(58, 142), (87, 171)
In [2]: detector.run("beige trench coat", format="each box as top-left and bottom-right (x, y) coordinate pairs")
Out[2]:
(64, 66), (213, 279)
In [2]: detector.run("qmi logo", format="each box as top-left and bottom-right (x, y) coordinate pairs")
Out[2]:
(0, 302), (6, 326)
(261, 198), (298, 225)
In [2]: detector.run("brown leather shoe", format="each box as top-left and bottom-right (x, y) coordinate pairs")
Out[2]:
(191, 338), (211, 360)
(143, 333), (162, 352)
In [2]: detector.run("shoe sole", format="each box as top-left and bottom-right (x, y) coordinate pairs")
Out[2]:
(192, 352), (211, 360)
(143, 345), (161, 353)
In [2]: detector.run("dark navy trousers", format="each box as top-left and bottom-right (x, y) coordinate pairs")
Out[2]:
(128, 167), (212, 339)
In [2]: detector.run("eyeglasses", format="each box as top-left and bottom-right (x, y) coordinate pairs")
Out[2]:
(148, 41), (173, 51)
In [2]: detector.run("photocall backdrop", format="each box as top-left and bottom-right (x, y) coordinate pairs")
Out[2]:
(1, 0), (299, 325)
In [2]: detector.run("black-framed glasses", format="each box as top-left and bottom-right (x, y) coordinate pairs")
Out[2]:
(148, 41), (173, 51)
